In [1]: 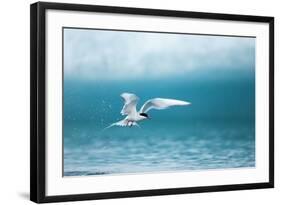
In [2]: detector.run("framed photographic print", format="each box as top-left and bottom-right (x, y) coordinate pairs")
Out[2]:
(30, 2), (274, 203)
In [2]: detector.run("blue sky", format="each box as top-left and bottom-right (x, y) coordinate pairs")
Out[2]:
(64, 28), (255, 80)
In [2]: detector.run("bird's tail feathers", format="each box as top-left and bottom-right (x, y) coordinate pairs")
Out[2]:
(102, 119), (140, 131)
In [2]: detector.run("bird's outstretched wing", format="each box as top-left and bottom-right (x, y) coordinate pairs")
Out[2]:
(140, 98), (190, 113)
(120, 93), (139, 116)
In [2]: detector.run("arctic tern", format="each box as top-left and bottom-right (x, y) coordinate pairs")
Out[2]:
(105, 93), (191, 129)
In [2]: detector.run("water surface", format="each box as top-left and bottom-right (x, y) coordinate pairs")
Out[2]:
(64, 76), (255, 176)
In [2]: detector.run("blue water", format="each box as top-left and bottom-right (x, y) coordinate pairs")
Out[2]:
(63, 73), (255, 176)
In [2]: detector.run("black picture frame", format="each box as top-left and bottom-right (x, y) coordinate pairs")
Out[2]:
(30, 1), (274, 203)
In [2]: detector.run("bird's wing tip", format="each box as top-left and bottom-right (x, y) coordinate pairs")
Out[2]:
(121, 92), (133, 96)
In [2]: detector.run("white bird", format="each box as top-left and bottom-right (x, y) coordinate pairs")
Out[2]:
(104, 93), (191, 129)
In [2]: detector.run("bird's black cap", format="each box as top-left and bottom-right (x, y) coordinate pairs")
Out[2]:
(140, 113), (149, 118)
